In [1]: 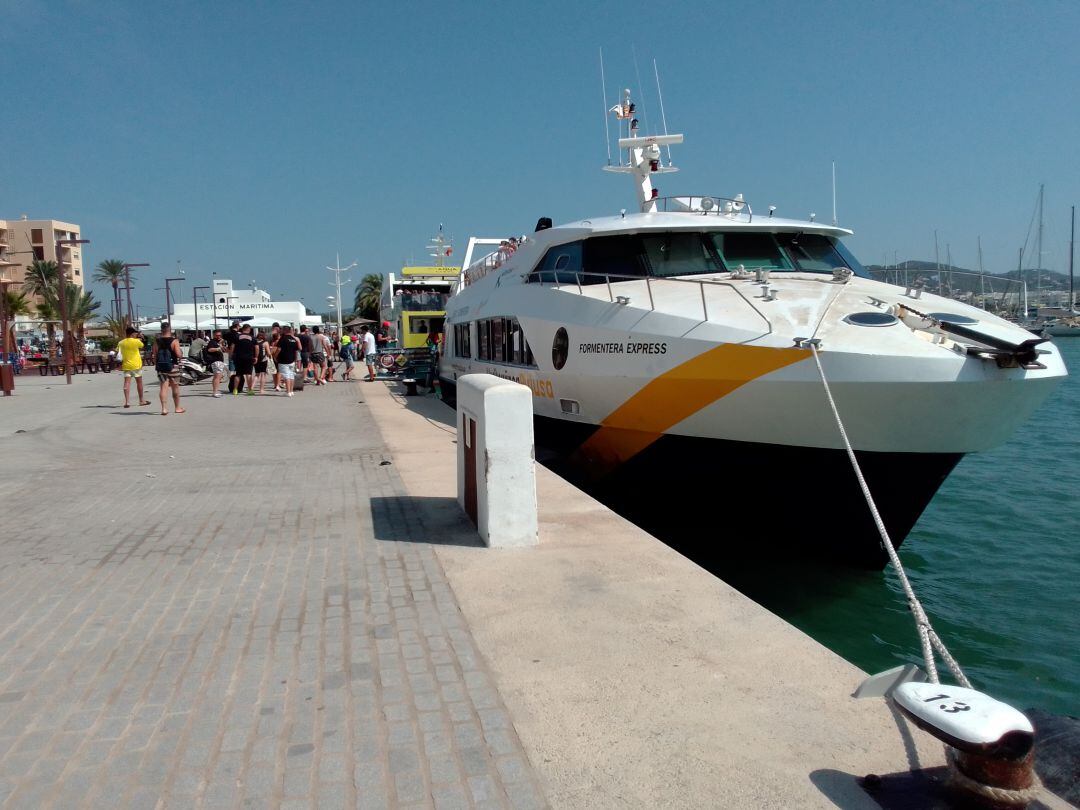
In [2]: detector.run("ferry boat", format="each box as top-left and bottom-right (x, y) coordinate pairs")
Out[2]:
(439, 92), (1067, 566)
(380, 228), (457, 350)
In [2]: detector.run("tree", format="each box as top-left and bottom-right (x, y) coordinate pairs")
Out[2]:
(93, 259), (127, 320)
(101, 315), (127, 341)
(2, 288), (32, 356)
(35, 297), (59, 360)
(22, 259), (59, 299)
(353, 273), (383, 320)
(63, 288), (101, 354)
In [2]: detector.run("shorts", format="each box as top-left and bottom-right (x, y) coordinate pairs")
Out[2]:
(157, 371), (180, 384)
(300, 351), (310, 365)
(365, 353), (377, 365)
(278, 362), (296, 380)
(311, 352), (326, 364)
(122, 368), (142, 378)
(211, 361), (227, 375)
(255, 361), (268, 373)
(343, 355), (355, 368)
(234, 360), (254, 375)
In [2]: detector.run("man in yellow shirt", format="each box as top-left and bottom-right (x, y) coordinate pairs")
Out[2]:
(117, 326), (150, 408)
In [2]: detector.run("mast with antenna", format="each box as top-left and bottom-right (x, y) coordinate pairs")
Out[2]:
(652, 59), (673, 166)
(631, 45), (651, 137)
(600, 48), (612, 166)
(603, 87), (682, 211)
(427, 225), (453, 268)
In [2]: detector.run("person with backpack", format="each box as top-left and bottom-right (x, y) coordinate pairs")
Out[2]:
(230, 324), (256, 395)
(155, 323), (185, 415)
(253, 330), (270, 394)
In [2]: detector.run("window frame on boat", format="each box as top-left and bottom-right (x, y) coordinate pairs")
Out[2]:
(470, 316), (536, 368)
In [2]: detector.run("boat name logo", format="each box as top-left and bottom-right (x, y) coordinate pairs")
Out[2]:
(578, 341), (668, 355)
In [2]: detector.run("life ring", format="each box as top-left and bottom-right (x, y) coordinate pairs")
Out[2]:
(378, 353), (396, 370)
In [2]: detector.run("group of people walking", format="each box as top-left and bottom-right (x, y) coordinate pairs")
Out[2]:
(114, 320), (383, 412)
(195, 321), (337, 398)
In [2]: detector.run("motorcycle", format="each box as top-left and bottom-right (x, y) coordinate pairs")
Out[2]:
(177, 357), (213, 385)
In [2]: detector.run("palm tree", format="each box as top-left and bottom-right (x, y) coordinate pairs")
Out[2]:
(2, 288), (32, 357)
(102, 315), (127, 341)
(22, 259), (59, 299)
(65, 289), (101, 355)
(35, 297), (59, 360)
(93, 259), (127, 320)
(38, 287), (100, 360)
(353, 273), (383, 320)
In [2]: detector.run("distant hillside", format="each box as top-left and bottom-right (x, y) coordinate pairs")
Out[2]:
(864, 260), (1072, 294)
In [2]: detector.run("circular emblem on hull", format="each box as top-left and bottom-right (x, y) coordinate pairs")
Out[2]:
(552, 327), (569, 370)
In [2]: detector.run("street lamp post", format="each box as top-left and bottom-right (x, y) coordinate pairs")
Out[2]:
(56, 237), (90, 386)
(327, 255), (356, 347)
(121, 262), (149, 326)
(164, 273), (184, 330)
(192, 285), (210, 334)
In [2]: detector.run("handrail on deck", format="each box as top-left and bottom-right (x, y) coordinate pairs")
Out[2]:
(529, 270), (771, 333)
(648, 195), (754, 221)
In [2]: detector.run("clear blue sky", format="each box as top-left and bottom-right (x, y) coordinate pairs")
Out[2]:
(4, 0), (1079, 315)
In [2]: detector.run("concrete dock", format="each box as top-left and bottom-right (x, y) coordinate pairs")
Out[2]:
(0, 371), (1062, 808)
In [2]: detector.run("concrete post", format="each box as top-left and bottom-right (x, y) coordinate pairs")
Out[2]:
(456, 374), (538, 548)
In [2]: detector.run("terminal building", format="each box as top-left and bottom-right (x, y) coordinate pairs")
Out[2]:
(167, 278), (323, 332)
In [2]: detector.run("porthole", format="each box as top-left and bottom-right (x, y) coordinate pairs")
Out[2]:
(552, 327), (569, 370)
(844, 311), (899, 327)
(928, 312), (979, 325)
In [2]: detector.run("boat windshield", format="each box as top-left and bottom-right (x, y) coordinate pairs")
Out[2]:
(527, 231), (868, 283)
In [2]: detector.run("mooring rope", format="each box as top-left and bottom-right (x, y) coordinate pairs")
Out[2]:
(808, 344), (971, 688)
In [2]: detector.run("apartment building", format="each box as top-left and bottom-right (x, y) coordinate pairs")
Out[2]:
(0, 220), (17, 287)
(1, 217), (85, 303)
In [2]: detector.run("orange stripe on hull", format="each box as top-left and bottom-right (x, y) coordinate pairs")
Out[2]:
(573, 343), (810, 474)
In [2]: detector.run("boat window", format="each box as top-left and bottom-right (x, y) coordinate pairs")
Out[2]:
(710, 233), (792, 271)
(453, 323), (471, 358)
(474, 316), (536, 366)
(640, 233), (723, 277)
(491, 318), (505, 362)
(581, 235), (648, 281)
(774, 233), (870, 278)
(529, 241), (583, 284)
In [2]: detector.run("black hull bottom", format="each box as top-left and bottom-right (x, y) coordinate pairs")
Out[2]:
(533, 415), (963, 570)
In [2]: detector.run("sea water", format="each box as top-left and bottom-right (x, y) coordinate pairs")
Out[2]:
(722, 339), (1079, 716)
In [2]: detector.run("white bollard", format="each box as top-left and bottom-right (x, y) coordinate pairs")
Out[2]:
(456, 374), (538, 548)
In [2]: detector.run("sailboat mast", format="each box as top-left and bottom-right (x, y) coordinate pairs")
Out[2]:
(976, 236), (985, 308)
(934, 230), (941, 294)
(1036, 183), (1044, 311)
(1070, 205), (1076, 311)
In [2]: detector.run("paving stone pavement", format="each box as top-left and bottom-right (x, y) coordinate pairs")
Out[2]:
(0, 373), (546, 809)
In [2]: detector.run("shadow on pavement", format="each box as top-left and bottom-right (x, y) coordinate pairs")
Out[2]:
(371, 495), (481, 547)
(809, 766), (956, 809)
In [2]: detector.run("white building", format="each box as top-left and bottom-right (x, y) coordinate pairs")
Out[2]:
(166, 279), (323, 332)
